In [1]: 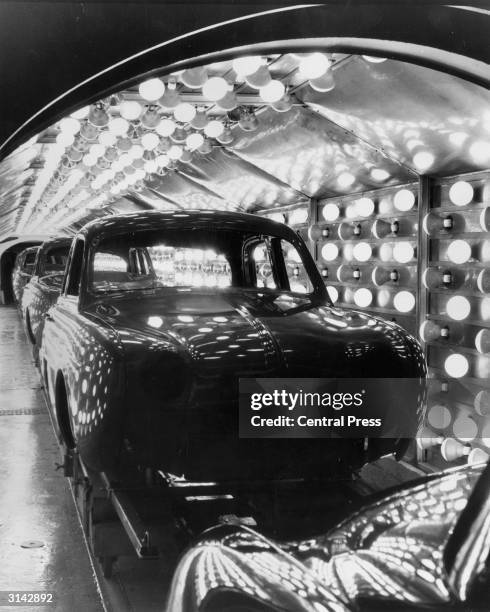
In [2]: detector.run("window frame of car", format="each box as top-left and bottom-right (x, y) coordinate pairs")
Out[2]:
(62, 237), (85, 303)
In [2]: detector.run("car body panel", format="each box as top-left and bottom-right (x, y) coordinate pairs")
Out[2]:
(40, 211), (426, 478)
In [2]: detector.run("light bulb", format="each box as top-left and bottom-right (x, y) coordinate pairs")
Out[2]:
(180, 67), (208, 89)
(474, 390), (490, 416)
(259, 80), (285, 103)
(271, 94), (293, 113)
(156, 118), (176, 137)
(394, 189), (415, 211)
(354, 288), (373, 308)
(322, 203), (340, 222)
(327, 286), (339, 303)
(186, 132), (204, 150)
(144, 159), (158, 174)
(453, 416), (478, 442)
(413, 151), (435, 171)
(428, 404), (452, 430)
(232, 56), (263, 76)
(446, 295), (471, 320)
(447, 239), (471, 264)
(159, 87), (180, 109)
(174, 102), (196, 123)
(59, 117), (80, 135)
(108, 117), (129, 136)
(321, 243), (339, 261)
(202, 77), (228, 101)
(393, 290), (415, 312)
(370, 168), (390, 181)
(298, 53), (330, 79)
(449, 181), (474, 206)
(56, 132), (75, 147)
(393, 242), (414, 263)
(204, 120), (224, 138)
(139, 78), (165, 101)
(337, 172), (355, 188)
(215, 91), (237, 111)
(82, 153), (97, 167)
(190, 111), (208, 130)
(99, 131), (116, 147)
(309, 71), (335, 92)
(168, 145), (183, 160)
(356, 197), (375, 217)
(444, 353), (469, 378)
(217, 127), (233, 145)
(289, 209), (308, 225)
(475, 329), (490, 354)
(245, 65), (271, 89)
(353, 242), (372, 262)
(89, 144), (105, 158)
(141, 132), (160, 150)
(156, 154), (170, 167)
(119, 101), (142, 121)
(469, 140), (490, 164)
(362, 55), (387, 63)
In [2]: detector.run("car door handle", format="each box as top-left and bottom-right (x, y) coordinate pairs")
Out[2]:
(45, 313), (54, 321)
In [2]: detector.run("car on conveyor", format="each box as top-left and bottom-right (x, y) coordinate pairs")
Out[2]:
(166, 460), (490, 612)
(39, 210), (426, 480)
(12, 246), (39, 304)
(21, 237), (72, 347)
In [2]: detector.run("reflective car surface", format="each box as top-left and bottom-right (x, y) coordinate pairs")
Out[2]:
(12, 246), (39, 303)
(21, 237), (71, 345)
(166, 461), (490, 612)
(40, 211), (426, 479)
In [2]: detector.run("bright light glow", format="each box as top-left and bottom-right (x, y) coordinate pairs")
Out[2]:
(144, 159), (158, 174)
(474, 390), (490, 416)
(56, 132), (74, 147)
(449, 181), (474, 206)
(362, 55), (387, 63)
(156, 118), (176, 137)
(202, 77), (228, 101)
(449, 132), (468, 147)
(356, 197), (375, 217)
(186, 132), (204, 150)
(119, 101), (142, 121)
(393, 242), (414, 263)
(475, 329), (490, 354)
(354, 288), (373, 308)
(59, 117), (80, 134)
(337, 172), (355, 188)
(82, 153), (97, 167)
(322, 203), (340, 222)
(70, 106), (89, 120)
(447, 239), (471, 264)
(89, 144), (105, 158)
(446, 295), (471, 321)
(99, 131), (116, 147)
(108, 117), (129, 136)
(444, 353), (469, 378)
(174, 102), (196, 123)
(413, 151), (435, 171)
(394, 189), (415, 211)
(141, 132), (160, 150)
(309, 72), (335, 92)
(370, 168), (390, 181)
(453, 416), (478, 443)
(289, 208), (308, 225)
(428, 404), (452, 429)
(353, 242), (372, 262)
(259, 80), (285, 103)
(298, 53), (330, 79)
(327, 286), (339, 303)
(468, 448), (489, 465)
(156, 154), (170, 167)
(321, 243), (339, 261)
(148, 316), (164, 328)
(139, 78), (165, 101)
(245, 65), (271, 88)
(168, 145), (183, 160)
(232, 56), (263, 76)
(393, 291), (415, 313)
(204, 120), (224, 138)
(469, 140), (490, 164)
(129, 144), (144, 159)
(180, 67), (208, 89)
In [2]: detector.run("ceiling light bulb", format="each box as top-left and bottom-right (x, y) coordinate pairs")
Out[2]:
(99, 131), (116, 147)
(447, 239), (471, 264)
(444, 353), (469, 378)
(156, 154), (170, 167)
(337, 172), (355, 188)
(259, 80), (285, 103)
(82, 153), (97, 167)
(322, 203), (340, 222)
(198, 139), (213, 154)
(138, 78), (165, 101)
(190, 111), (208, 130)
(356, 197), (375, 217)
(168, 145), (183, 160)
(327, 286), (339, 303)
(453, 416), (478, 442)
(428, 404), (452, 429)
(129, 144), (144, 159)
(204, 120), (224, 138)
(449, 181), (474, 206)
(271, 93), (293, 113)
(141, 132), (160, 150)
(469, 140), (490, 164)
(394, 189), (416, 211)
(321, 243), (339, 261)
(245, 65), (271, 89)
(393, 242), (414, 263)
(393, 290), (415, 312)
(217, 127), (234, 145)
(108, 117), (129, 136)
(141, 107), (161, 129)
(298, 53), (330, 79)
(89, 143), (105, 158)
(413, 151), (435, 171)
(59, 117), (80, 135)
(144, 159), (158, 174)
(174, 102), (196, 123)
(362, 55), (387, 63)
(215, 91), (238, 111)
(309, 71), (335, 92)
(56, 132), (75, 147)
(353, 242), (372, 262)
(446, 295), (471, 320)
(202, 76), (228, 101)
(180, 67), (208, 89)
(186, 132), (204, 150)
(119, 101), (142, 121)
(370, 168), (390, 181)
(475, 329), (490, 354)
(156, 118), (176, 137)
(70, 106), (89, 120)
(232, 56), (263, 76)
(159, 87), (180, 109)
(354, 288), (373, 308)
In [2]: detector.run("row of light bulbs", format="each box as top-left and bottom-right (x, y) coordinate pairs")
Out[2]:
(321, 241), (416, 263)
(326, 285), (416, 312)
(321, 188), (417, 222)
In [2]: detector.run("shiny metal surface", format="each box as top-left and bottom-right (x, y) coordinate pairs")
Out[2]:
(39, 210), (425, 479)
(166, 462), (489, 611)
(11, 246), (39, 303)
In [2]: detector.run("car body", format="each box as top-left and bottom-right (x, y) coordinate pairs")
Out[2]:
(12, 246), (39, 303)
(21, 237), (71, 345)
(166, 460), (490, 611)
(40, 210), (426, 480)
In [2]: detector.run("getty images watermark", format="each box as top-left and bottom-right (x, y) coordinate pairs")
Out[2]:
(239, 378), (427, 438)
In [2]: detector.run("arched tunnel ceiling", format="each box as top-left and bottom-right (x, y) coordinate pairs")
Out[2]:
(0, 51), (489, 238)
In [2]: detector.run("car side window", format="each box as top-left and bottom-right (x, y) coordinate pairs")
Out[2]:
(65, 239), (84, 296)
(248, 239), (277, 289)
(280, 239), (313, 294)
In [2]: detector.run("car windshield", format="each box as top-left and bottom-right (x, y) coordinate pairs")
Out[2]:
(88, 228), (314, 295)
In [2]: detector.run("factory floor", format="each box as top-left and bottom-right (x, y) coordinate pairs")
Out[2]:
(0, 304), (425, 612)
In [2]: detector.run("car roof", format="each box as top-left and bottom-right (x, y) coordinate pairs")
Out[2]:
(39, 236), (72, 252)
(78, 210), (300, 242)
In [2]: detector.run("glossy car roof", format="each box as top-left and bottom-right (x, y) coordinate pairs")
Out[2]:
(78, 210), (301, 243)
(39, 236), (72, 253)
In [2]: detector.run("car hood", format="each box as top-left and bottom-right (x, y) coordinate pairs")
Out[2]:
(87, 288), (423, 379)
